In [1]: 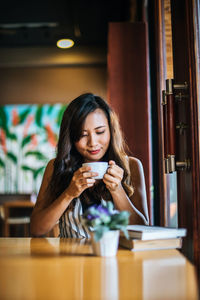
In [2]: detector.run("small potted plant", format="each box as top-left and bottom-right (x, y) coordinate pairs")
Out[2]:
(82, 201), (130, 257)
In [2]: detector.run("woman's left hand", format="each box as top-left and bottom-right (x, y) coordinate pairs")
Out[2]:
(103, 160), (124, 192)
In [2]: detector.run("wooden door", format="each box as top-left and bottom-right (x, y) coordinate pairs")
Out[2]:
(151, 0), (200, 276)
(170, 0), (200, 275)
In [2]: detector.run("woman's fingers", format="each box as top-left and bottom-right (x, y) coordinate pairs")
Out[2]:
(74, 167), (97, 191)
(108, 160), (116, 165)
(67, 165), (98, 198)
(76, 166), (98, 179)
(103, 176), (120, 191)
(103, 161), (124, 192)
(106, 164), (123, 180)
(82, 171), (98, 178)
(79, 177), (96, 185)
(107, 167), (121, 179)
(103, 173), (119, 185)
(79, 165), (91, 172)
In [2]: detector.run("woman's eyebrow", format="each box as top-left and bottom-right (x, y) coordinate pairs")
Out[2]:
(95, 125), (106, 130)
(82, 125), (106, 132)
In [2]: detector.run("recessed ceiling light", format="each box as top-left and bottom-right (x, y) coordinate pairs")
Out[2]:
(56, 39), (74, 49)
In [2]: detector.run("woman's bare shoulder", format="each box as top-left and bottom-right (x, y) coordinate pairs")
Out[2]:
(32, 159), (55, 211)
(127, 156), (145, 182)
(127, 156), (149, 225)
(45, 158), (55, 176)
(128, 156), (143, 169)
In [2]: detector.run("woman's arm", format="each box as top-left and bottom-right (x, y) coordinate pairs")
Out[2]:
(103, 157), (149, 225)
(30, 159), (97, 236)
(30, 159), (74, 236)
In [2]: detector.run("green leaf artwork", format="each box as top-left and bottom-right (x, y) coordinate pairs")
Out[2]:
(35, 106), (43, 127)
(0, 107), (7, 130)
(25, 151), (47, 161)
(21, 134), (32, 148)
(7, 151), (17, 164)
(0, 157), (5, 168)
(0, 103), (67, 194)
(19, 108), (32, 124)
(57, 105), (66, 126)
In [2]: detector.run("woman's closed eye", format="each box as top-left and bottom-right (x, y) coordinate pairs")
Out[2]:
(80, 130), (105, 138)
(80, 133), (88, 137)
(96, 131), (105, 135)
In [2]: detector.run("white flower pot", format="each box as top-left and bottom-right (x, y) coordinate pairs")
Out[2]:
(91, 230), (120, 257)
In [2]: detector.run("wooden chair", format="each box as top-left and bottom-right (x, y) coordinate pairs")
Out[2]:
(1, 200), (35, 237)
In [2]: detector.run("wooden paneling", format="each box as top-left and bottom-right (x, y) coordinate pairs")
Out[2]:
(148, 0), (167, 226)
(107, 22), (152, 222)
(164, 0), (174, 79)
(170, 0), (200, 278)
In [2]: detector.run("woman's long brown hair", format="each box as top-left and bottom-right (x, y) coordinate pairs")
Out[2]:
(47, 93), (134, 209)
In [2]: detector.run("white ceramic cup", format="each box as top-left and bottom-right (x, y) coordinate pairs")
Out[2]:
(82, 162), (108, 179)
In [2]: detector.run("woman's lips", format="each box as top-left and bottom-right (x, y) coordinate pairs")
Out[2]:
(88, 149), (101, 155)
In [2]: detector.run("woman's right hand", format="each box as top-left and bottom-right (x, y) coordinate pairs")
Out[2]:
(66, 166), (98, 198)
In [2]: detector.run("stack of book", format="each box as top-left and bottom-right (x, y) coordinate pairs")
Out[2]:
(119, 225), (187, 252)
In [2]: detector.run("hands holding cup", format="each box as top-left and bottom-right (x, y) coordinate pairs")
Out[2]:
(66, 165), (98, 198)
(83, 160), (124, 193)
(82, 162), (108, 179)
(67, 160), (123, 199)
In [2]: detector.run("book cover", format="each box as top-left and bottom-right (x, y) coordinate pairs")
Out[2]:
(124, 225), (187, 240)
(119, 236), (183, 251)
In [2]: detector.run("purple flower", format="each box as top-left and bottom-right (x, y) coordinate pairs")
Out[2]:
(86, 214), (99, 220)
(81, 201), (131, 241)
(96, 205), (110, 215)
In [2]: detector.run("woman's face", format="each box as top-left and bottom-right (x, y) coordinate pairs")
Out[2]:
(75, 108), (111, 162)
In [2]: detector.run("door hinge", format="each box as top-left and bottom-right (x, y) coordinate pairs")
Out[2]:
(165, 157), (190, 173)
(176, 159), (190, 171)
(165, 155), (176, 173)
(162, 80), (188, 105)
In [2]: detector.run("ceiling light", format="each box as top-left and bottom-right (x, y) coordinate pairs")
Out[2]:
(56, 39), (74, 49)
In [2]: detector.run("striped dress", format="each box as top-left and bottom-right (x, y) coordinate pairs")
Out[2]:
(59, 198), (91, 238)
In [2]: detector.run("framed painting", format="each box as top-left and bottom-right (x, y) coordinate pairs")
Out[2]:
(0, 104), (66, 194)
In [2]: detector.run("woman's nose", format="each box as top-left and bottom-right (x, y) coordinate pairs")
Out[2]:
(88, 134), (98, 146)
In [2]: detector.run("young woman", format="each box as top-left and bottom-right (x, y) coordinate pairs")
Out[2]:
(30, 93), (149, 237)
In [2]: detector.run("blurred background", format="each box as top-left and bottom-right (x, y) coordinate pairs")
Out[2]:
(0, 0), (200, 278)
(0, 0), (150, 198)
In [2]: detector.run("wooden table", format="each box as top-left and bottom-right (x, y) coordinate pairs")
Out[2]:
(0, 238), (198, 300)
